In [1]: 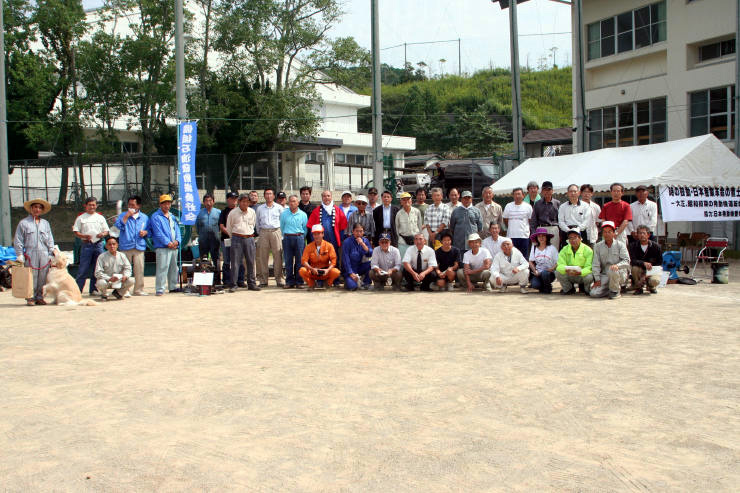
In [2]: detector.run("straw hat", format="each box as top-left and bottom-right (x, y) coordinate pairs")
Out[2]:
(23, 198), (51, 215)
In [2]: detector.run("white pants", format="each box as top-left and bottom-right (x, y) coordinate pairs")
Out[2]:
(96, 277), (135, 296)
(494, 269), (529, 287)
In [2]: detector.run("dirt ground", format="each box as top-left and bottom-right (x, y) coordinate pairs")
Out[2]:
(1, 264), (738, 492)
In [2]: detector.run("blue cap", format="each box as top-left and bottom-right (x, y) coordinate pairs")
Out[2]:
(379, 232), (392, 241)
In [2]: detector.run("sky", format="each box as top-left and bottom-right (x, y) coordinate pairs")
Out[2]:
(81, 0), (573, 74)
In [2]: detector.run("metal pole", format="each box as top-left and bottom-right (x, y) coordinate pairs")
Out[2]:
(0, 0), (12, 245)
(735, 0), (739, 156)
(175, 0), (187, 121)
(458, 38), (462, 76)
(574, 0), (587, 153)
(404, 42), (407, 68)
(371, 0), (384, 194)
(509, 0), (524, 164)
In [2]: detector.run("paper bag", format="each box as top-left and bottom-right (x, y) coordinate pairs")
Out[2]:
(11, 265), (34, 299)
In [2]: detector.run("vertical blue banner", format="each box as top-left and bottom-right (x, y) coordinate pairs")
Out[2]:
(178, 121), (200, 225)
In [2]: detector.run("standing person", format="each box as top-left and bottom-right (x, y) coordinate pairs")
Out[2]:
(345, 195), (375, 241)
(73, 197), (109, 295)
(449, 191), (483, 253)
(280, 194), (308, 289)
(628, 225), (662, 295)
(432, 162), (446, 192)
(558, 184), (592, 245)
(523, 181), (540, 205)
(530, 180), (562, 248)
(490, 239), (529, 294)
(367, 187), (380, 210)
(395, 191), (424, 258)
(226, 194), (260, 292)
(482, 222), (509, 258)
(424, 187), (450, 248)
(599, 182), (632, 244)
(299, 225), (341, 290)
(555, 229), (594, 295)
(629, 185), (658, 243)
(248, 191), (260, 210)
(342, 223), (373, 291)
(298, 186), (316, 243)
(195, 193), (221, 285)
(502, 187), (533, 260)
(114, 195), (149, 296)
(339, 191), (357, 226)
(447, 188), (461, 210)
(147, 194), (181, 296)
(528, 227), (558, 294)
(307, 190), (349, 252)
(401, 233), (438, 291)
(413, 188), (428, 216)
(94, 236), (134, 300)
(14, 198), (55, 305)
(219, 192), (245, 288)
(580, 184), (601, 246)
(434, 231), (460, 291)
(475, 186), (504, 239)
(256, 187), (285, 287)
(590, 221), (630, 299)
(457, 233), (492, 292)
(372, 190), (399, 246)
(276, 191), (288, 207)
(369, 232), (402, 291)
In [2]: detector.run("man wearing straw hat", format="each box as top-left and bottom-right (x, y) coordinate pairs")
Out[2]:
(147, 194), (182, 296)
(14, 198), (55, 305)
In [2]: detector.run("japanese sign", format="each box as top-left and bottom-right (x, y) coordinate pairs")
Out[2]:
(660, 185), (740, 222)
(178, 121), (200, 225)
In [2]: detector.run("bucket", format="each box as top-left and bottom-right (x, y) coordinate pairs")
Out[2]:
(711, 262), (729, 284)
(198, 284), (212, 296)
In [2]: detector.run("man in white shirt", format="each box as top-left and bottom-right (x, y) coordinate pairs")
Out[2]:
(482, 222), (509, 258)
(457, 233), (492, 292)
(73, 196), (110, 295)
(369, 232), (402, 290)
(94, 236), (134, 300)
(395, 191), (424, 258)
(490, 238), (529, 294)
(580, 184), (601, 246)
(558, 183), (592, 245)
(629, 185), (658, 243)
(502, 187), (533, 260)
(475, 186), (504, 239)
(402, 233), (438, 291)
(256, 187), (285, 287)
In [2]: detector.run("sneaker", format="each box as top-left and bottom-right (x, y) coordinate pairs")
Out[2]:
(361, 284), (370, 290)
(447, 284), (455, 292)
(112, 289), (123, 300)
(519, 286), (528, 294)
(430, 284), (440, 291)
(123, 292), (132, 298)
(228, 286), (237, 293)
(91, 290), (101, 296)
(134, 291), (149, 296)
(609, 291), (621, 299)
(155, 291), (164, 296)
(248, 285), (261, 291)
(649, 287), (658, 294)
(485, 283), (494, 292)
(499, 285), (507, 293)
(169, 288), (183, 293)
(633, 288), (644, 295)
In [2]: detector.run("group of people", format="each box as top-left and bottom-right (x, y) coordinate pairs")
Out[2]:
(12, 179), (663, 304)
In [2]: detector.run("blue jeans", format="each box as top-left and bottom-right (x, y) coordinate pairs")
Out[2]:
(530, 270), (555, 293)
(345, 262), (372, 290)
(199, 234), (221, 285)
(155, 248), (179, 293)
(76, 241), (104, 293)
(222, 240), (245, 286)
(282, 235), (305, 286)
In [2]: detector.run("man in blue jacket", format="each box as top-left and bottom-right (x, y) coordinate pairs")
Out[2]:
(114, 195), (149, 296)
(148, 194), (182, 295)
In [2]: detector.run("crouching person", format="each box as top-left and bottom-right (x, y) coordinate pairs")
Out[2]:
(94, 237), (134, 300)
(299, 225), (341, 290)
(590, 221), (630, 299)
(555, 229), (594, 295)
(369, 232), (402, 290)
(628, 225), (662, 295)
(456, 233), (492, 292)
(490, 238), (529, 293)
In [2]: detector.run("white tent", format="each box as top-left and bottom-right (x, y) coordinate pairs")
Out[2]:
(491, 134), (740, 195)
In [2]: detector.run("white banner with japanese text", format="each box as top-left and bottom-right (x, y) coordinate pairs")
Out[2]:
(178, 121), (200, 225)
(659, 185), (740, 222)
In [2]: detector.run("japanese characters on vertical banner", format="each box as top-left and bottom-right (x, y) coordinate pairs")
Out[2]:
(660, 185), (740, 222)
(178, 121), (200, 225)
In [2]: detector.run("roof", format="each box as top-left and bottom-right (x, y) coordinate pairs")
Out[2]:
(522, 127), (573, 144)
(404, 154), (441, 162)
(491, 134), (740, 195)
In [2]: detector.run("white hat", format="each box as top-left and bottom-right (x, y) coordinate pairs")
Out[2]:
(311, 224), (324, 233)
(467, 233), (481, 242)
(341, 190), (353, 197)
(355, 195), (369, 204)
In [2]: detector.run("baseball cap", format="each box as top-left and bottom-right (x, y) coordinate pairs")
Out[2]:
(566, 229), (582, 237)
(341, 190), (353, 198)
(355, 195), (369, 204)
(399, 192), (412, 199)
(311, 224), (324, 233)
(461, 191), (473, 198)
(601, 220), (616, 230)
(226, 192), (238, 199)
(467, 233), (481, 242)
(542, 181), (553, 190)
(635, 185), (647, 192)
(379, 232), (392, 241)
(276, 191), (287, 199)
(159, 194), (173, 203)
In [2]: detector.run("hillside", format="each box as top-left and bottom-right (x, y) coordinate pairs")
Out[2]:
(355, 67), (572, 156)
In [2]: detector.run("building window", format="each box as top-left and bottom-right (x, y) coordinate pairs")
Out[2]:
(690, 86), (736, 140)
(587, 1), (666, 61)
(698, 39), (736, 63)
(335, 153), (347, 164)
(121, 141), (139, 153)
(588, 97), (667, 150)
(305, 151), (326, 163)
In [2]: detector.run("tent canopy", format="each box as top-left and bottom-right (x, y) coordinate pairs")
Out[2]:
(491, 134), (740, 196)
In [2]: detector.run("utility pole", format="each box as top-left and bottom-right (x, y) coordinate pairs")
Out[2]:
(574, 0), (586, 153)
(508, 0), (524, 164)
(0, 0), (11, 245)
(371, 0), (384, 194)
(735, 0), (739, 157)
(175, 0), (186, 121)
(404, 42), (407, 68)
(458, 38), (462, 76)
(549, 46), (558, 67)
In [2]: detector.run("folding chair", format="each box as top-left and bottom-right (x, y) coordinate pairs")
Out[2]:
(691, 237), (729, 279)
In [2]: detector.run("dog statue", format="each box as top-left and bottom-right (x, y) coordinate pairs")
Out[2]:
(42, 250), (97, 306)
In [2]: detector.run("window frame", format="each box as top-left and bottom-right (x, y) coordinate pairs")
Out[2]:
(587, 1), (666, 61)
(689, 85), (736, 141)
(587, 97), (667, 150)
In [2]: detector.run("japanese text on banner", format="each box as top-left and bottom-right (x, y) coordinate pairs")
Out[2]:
(178, 122), (200, 225)
(659, 185), (740, 222)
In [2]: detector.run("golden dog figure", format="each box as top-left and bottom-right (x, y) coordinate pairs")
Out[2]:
(42, 250), (97, 306)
